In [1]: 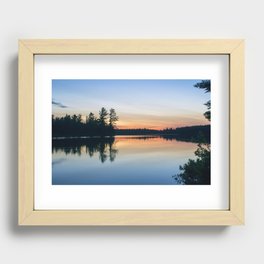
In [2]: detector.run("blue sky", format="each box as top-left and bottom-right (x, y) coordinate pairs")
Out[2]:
(52, 79), (210, 129)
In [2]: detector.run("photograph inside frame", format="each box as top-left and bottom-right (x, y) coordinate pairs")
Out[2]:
(52, 79), (211, 185)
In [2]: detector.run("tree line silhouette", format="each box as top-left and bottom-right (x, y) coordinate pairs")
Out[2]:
(53, 107), (210, 143)
(174, 80), (211, 185)
(52, 107), (118, 137)
(116, 126), (210, 143)
(161, 125), (210, 143)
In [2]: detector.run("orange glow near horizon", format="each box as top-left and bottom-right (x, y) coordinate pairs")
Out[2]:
(116, 121), (209, 130)
(116, 114), (209, 130)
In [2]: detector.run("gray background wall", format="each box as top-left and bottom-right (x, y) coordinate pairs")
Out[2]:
(0, 0), (262, 263)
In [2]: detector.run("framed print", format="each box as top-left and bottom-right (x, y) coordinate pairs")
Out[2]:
(18, 39), (244, 225)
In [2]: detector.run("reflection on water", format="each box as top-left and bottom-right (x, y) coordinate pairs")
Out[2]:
(52, 136), (197, 185)
(52, 137), (118, 163)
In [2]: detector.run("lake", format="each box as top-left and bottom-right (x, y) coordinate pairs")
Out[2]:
(52, 136), (198, 185)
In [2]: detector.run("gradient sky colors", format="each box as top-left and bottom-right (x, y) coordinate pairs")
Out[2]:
(52, 79), (210, 130)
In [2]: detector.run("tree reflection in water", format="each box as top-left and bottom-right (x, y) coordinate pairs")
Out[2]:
(52, 137), (118, 163)
(52, 135), (210, 184)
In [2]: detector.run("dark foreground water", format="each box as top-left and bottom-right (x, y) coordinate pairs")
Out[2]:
(52, 136), (197, 185)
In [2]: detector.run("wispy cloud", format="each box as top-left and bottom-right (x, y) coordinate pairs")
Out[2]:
(52, 158), (66, 166)
(52, 100), (68, 108)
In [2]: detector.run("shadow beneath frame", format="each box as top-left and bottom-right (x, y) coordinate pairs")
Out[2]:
(7, 55), (19, 235)
(7, 55), (228, 236)
(12, 226), (229, 238)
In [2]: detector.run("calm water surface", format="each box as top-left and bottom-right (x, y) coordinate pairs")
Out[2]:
(52, 136), (197, 185)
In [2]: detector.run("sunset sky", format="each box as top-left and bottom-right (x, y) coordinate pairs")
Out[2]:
(52, 79), (210, 130)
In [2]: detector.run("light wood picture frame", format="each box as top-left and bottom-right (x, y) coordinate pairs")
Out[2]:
(18, 39), (244, 226)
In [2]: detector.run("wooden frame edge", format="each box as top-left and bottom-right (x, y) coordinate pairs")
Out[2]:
(18, 40), (34, 225)
(20, 39), (243, 54)
(18, 39), (244, 226)
(229, 40), (245, 225)
(20, 210), (241, 226)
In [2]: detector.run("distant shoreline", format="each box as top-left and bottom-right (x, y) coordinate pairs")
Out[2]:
(52, 125), (211, 143)
(52, 125), (210, 144)
(52, 133), (183, 139)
